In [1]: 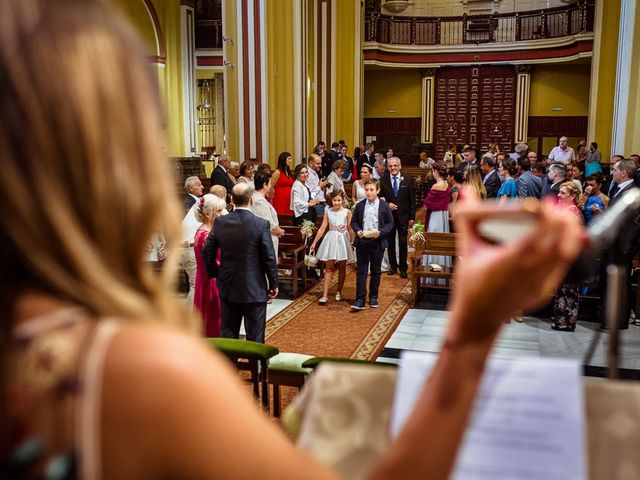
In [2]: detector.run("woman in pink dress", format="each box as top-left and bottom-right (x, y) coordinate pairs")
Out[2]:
(193, 194), (227, 336)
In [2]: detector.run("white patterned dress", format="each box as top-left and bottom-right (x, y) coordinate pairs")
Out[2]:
(316, 207), (354, 262)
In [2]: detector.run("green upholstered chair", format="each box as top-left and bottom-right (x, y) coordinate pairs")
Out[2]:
(206, 338), (279, 410)
(301, 357), (398, 370)
(267, 352), (313, 417)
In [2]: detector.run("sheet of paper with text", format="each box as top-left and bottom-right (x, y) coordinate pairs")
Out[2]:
(391, 352), (586, 480)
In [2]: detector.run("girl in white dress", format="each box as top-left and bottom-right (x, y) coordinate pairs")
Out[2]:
(309, 190), (354, 304)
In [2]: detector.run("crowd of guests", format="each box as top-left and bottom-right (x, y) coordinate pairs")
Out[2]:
(0, 2), (597, 477)
(177, 137), (640, 337)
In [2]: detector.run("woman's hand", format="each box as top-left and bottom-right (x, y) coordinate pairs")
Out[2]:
(309, 199), (319, 207)
(447, 189), (583, 345)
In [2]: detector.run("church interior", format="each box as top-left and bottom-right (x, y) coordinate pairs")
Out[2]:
(9, 0), (640, 476)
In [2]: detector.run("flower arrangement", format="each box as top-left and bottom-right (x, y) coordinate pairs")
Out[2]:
(343, 197), (356, 212)
(408, 221), (426, 246)
(300, 219), (316, 241)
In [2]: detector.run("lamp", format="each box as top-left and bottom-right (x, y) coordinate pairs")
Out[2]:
(382, 0), (413, 14)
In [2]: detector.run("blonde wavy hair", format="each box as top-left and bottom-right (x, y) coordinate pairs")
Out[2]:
(194, 194), (227, 223)
(0, 1), (184, 323)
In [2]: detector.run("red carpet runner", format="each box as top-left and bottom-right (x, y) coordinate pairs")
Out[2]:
(266, 267), (411, 360)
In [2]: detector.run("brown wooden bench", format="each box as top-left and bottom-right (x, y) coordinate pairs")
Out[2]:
(278, 225), (307, 298)
(410, 232), (459, 306)
(277, 214), (324, 230)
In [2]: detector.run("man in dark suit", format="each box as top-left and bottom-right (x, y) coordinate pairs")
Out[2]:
(480, 155), (502, 199)
(516, 158), (542, 199)
(183, 175), (203, 212)
(458, 145), (478, 173)
(210, 154), (235, 200)
(378, 157), (414, 278)
(350, 178), (395, 310)
(357, 142), (375, 177)
(599, 159), (640, 329)
(203, 183), (278, 343)
(543, 162), (566, 198)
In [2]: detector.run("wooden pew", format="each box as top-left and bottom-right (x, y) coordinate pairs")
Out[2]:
(278, 226), (307, 298)
(410, 232), (459, 306)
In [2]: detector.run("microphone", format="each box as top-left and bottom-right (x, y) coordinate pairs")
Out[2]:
(566, 188), (640, 282)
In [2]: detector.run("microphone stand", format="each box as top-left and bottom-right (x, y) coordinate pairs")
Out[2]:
(605, 260), (626, 379)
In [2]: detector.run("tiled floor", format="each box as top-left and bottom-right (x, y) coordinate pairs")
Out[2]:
(378, 308), (640, 373)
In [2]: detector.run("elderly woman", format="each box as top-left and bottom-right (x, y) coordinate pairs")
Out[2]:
(2, 1), (583, 478)
(193, 194), (227, 336)
(326, 159), (347, 198)
(291, 163), (319, 225)
(237, 161), (255, 187)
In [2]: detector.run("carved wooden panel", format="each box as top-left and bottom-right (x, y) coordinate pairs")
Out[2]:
(434, 66), (516, 160)
(478, 66), (516, 154)
(434, 68), (471, 161)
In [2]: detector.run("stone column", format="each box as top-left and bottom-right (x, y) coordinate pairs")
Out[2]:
(514, 65), (532, 145)
(421, 68), (437, 144)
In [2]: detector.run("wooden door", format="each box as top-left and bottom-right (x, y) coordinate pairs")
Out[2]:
(434, 66), (516, 161)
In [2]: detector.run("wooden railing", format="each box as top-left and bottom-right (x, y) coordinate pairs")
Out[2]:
(365, 0), (594, 46)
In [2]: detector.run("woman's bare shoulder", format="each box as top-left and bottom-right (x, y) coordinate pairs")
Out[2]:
(100, 322), (336, 479)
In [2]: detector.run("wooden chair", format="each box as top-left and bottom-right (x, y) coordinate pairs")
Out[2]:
(206, 338), (279, 410)
(278, 225), (307, 298)
(410, 232), (459, 306)
(268, 352), (313, 417)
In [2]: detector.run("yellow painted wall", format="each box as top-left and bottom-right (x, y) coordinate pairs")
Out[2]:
(591, 0), (621, 161)
(221, 1), (239, 159)
(363, 69), (423, 117)
(625, 1), (640, 156)
(529, 64), (591, 116)
(109, 0), (185, 157)
(306, 4), (315, 154)
(110, 0), (158, 56)
(334, 1), (360, 151)
(266, 1), (295, 165)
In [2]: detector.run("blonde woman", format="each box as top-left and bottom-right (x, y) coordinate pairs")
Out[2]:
(1, 1), (582, 478)
(464, 164), (488, 199)
(193, 194), (227, 337)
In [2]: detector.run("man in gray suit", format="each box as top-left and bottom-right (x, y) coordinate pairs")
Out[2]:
(516, 157), (542, 199)
(203, 183), (278, 343)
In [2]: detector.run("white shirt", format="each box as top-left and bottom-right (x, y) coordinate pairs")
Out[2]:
(252, 192), (280, 253)
(613, 179), (634, 197)
(181, 204), (202, 244)
(306, 167), (325, 202)
(548, 146), (575, 164)
(291, 180), (311, 218)
(363, 198), (379, 231)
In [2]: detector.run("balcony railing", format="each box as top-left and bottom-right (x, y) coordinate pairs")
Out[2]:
(365, 0), (594, 46)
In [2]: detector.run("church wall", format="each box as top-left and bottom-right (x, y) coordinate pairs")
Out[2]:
(529, 64), (591, 117)
(363, 69), (423, 118)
